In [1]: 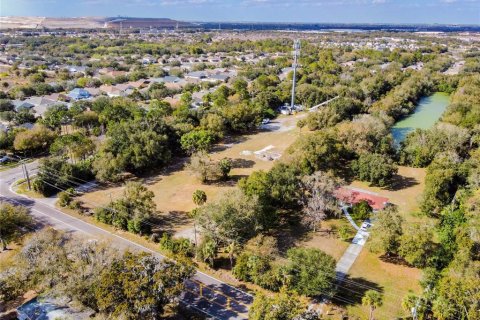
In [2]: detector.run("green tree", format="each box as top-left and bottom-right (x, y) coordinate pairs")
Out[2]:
(420, 152), (464, 216)
(284, 248), (336, 297)
(367, 205), (403, 256)
(95, 182), (156, 234)
(96, 117), (172, 176)
(196, 189), (264, 245)
(197, 237), (217, 267)
(0, 99), (14, 112)
(41, 104), (70, 130)
(0, 203), (32, 251)
(398, 224), (436, 267)
(94, 252), (193, 319)
(221, 102), (262, 133)
(33, 157), (94, 197)
(200, 113), (226, 139)
(249, 289), (307, 320)
(352, 153), (397, 187)
(362, 290), (383, 320)
(351, 200), (373, 221)
(13, 124), (57, 155)
(218, 158), (232, 180)
(239, 170), (273, 206)
(50, 132), (95, 162)
(180, 129), (215, 154)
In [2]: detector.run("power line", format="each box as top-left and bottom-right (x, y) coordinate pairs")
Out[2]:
(10, 156), (451, 319)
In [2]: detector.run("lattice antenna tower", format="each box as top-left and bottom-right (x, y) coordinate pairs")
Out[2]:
(290, 39), (301, 109)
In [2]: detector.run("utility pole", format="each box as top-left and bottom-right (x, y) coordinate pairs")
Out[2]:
(290, 39), (300, 111)
(22, 161), (31, 190)
(412, 285), (430, 320)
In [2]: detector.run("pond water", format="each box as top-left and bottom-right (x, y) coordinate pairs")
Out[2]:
(391, 92), (450, 145)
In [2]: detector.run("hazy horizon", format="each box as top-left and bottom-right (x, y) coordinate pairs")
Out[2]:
(1, 0), (479, 25)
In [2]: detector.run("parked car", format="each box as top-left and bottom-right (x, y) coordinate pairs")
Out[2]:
(0, 155), (11, 164)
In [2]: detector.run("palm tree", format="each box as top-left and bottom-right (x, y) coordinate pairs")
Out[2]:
(192, 189), (207, 206)
(225, 241), (239, 269)
(202, 239), (217, 267)
(362, 290), (383, 320)
(191, 190), (207, 250)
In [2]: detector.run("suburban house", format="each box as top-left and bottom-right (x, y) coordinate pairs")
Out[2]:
(206, 73), (230, 83)
(97, 67), (128, 78)
(185, 71), (207, 81)
(24, 97), (61, 117)
(68, 88), (91, 100)
(99, 82), (138, 97)
(334, 187), (390, 211)
(12, 100), (35, 112)
(151, 76), (187, 89)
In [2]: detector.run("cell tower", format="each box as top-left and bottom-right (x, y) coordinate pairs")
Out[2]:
(290, 39), (300, 110)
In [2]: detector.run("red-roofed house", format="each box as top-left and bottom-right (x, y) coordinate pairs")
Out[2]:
(334, 187), (389, 211)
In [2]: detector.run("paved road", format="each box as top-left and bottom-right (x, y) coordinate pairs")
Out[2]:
(0, 163), (252, 319)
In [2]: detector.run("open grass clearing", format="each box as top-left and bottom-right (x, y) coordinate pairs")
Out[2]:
(341, 248), (422, 319)
(79, 114), (304, 235)
(349, 166), (431, 224)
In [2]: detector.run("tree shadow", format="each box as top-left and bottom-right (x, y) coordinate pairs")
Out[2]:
(210, 135), (248, 153)
(141, 157), (190, 186)
(378, 253), (411, 266)
(151, 210), (191, 235)
(332, 275), (383, 307)
(229, 158), (256, 169)
(270, 212), (313, 256)
(203, 174), (249, 187)
(382, 174), (419, 191)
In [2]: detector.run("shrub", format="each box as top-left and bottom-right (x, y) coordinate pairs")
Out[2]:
(58, 191), (72, 207)
(159, 233), (194, 257)
(338, 225), (353, 241)
(351, 200), (373, 221)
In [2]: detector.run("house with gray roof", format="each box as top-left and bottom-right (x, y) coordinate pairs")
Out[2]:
(68, 88), (91, 100)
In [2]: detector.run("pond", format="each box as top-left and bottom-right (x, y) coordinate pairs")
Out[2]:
(391, 92), (450, 145)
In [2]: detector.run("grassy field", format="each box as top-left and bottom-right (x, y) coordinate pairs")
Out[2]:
(333, 165), (427, 319)
(341, 248), (422, 319)
(79, 114), (304, 235)
(70, 115), (427, 319)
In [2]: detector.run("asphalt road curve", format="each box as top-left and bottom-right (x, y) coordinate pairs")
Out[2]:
(0, 163), (252, 319)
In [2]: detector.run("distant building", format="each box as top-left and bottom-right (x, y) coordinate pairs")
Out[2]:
(185, 71), (207, 81)
(206, 73), (230, 83)
(68, 88), (91, 100)
(152, 76), (182, 84)
(12, 100), (35, 112)
(24, 97), (61, 117)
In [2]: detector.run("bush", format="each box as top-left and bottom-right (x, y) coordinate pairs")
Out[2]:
(58, 191), (72, 207)
(68, 200), (82, 212)
(351, 200), (373, 221)
(232, 251), (282, 291)
(159, 233), (194, 257)
(338, 225), (353, 241)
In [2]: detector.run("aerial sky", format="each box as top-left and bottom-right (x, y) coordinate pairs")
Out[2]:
(1, 0), (479, 24)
